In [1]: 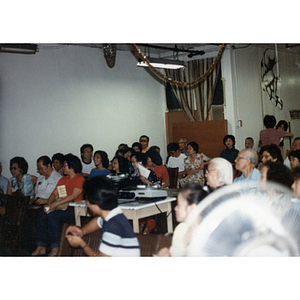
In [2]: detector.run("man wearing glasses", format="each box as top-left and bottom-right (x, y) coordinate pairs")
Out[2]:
(233, 149), (261, 183)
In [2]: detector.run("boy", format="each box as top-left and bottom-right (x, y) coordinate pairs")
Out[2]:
(167, 142), (186, 179)
(65, 176), (140, 256)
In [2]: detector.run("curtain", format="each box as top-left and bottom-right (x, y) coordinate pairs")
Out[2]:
(165, 57), (221, 122)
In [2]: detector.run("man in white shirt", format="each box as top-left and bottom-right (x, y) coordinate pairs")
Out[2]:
(167, 142), (186, 179)
(33, 156), (62, 205)
(284, 137), (300, 169)
(80, 143), (95, 178)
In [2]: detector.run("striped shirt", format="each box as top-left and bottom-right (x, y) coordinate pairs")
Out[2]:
(97, 207), (140, 257)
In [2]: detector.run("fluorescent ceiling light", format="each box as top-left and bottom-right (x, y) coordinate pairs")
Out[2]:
(137, 57), (185, 69)
(0, 44), (37, 54)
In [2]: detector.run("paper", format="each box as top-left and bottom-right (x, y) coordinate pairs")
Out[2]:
(57, 185), (67, 198)
(138, 164), (150, 178)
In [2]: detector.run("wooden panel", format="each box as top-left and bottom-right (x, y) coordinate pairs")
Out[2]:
(172, 120), (228, 159)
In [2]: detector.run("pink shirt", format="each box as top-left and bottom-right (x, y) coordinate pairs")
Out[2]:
(260, 128), (287, 146)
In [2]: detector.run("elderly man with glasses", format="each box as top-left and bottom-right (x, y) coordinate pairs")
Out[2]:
(233, 149), (261, 183)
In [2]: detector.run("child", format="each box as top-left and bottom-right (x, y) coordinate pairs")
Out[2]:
(65, 176), (140, 257)
(156, 183), (208, 256)
(289, 150), (300, 169)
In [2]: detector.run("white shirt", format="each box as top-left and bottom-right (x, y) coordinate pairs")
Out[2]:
(284, 156), (291, 169)
(167, 153), (186, 172)
(35, 170), (62, 199)
(81, 160), (95, 175)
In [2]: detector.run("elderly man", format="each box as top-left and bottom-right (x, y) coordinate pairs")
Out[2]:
(205, 158), (233, 192)
(32, 155), (62, 205)
(284, 137), (300, 169)
(178, 138), (188, 156)
(234, 149), (261, 183)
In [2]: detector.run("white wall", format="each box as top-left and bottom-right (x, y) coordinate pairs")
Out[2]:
(222, 45), (300, 153)
(0, 45), (166, 178)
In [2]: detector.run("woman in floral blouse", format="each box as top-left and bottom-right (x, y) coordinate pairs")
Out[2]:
(178, 141), (210, 187)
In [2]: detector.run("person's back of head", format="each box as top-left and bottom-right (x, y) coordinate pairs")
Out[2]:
(83, 176), (118, 210)
(263, 115), (276, 129)
(264, 160), (293, 188)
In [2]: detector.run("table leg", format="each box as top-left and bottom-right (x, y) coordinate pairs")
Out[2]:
(166, 202), (173, 233)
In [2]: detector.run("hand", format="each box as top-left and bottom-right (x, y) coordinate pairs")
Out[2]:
(66, 234), (85, 248)
(156, 247), (171, 257)
(65, 225), (83, 237)
(35, 198), (47, 205)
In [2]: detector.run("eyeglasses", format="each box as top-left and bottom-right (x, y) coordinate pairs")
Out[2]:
(236, 156), (249, 160)
(205, 169), (216, 174)
(84, 150), (92, 153)
(10, 167), (19, 171)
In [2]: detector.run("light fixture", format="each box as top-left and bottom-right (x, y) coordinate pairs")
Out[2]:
(0, 44), (37, 54)
(137, 57), (185, 69)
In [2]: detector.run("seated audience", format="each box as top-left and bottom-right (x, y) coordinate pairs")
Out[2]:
(166, 142), (186, 179)
(288, 150), (300, 169)
(234, 149), (261, 183)
(65, 176), (140, 256)
(260, 160), (293, 189)
(178, 138), (188, 156)
(131, 152), (158, 185)
(89, 150), (110, 179)
(32, 154), (85, 256)
(80, 144), (95, 178)
(292, 166), (300, 198)
(0, 161), (9, 194)
(220, 134), (239, 164)
(139, 135), (150, 153)
(260, 115), (293, 146)
(32, 156), (62, 205)
(111, 156), (130, 175)
(178, 141), (210, 187)
(131, 142), (142, 153)
(146, 149), (170, 188)
(205, 158), (233, 192)
(284, 137), (300, 168)
(260, 144), (283, 165)
(7, 156), (37, 197)
(157, 183), (208, 256)
(51, 153), (65, 176)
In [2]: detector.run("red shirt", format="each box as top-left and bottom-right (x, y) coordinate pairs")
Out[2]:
(56, 173), (85, 202)
(260, 128), (287, 146)
(149, 165), (169, 184)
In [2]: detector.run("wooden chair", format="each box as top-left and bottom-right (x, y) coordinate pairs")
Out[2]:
(167, 167), (179, 188)
(0, 194), (30, 255)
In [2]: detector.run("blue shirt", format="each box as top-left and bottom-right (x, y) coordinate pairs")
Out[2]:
(89, 168), (110, 179)
(234, 168), (261, 183)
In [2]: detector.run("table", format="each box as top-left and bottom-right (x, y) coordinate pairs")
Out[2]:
(69, 197), (176, 233)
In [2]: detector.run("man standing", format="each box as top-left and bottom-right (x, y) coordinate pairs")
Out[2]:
(234, 149), (261, 183)
(284, 137), (300, 169)
(80, 144), (95, 178)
